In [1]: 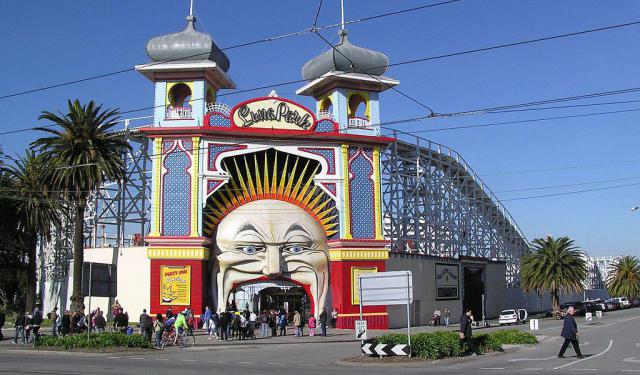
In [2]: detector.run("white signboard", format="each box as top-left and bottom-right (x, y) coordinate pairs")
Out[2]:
(596, 310), (603, 318)
(529, 319), (539, 331)
(355, 320), (367, 340)
(358, 271), (413, 306)
(585, 312), (593, 321)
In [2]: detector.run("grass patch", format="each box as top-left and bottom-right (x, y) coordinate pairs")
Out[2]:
(367, 329), (537, 360)
(34, 333), (152, 350)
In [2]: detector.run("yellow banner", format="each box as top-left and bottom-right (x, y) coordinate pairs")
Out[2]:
(351, 267), (378, 305)
(160, 265), (191, 305)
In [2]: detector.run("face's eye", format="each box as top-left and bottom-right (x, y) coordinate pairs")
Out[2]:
(284, 244), (305, 254)
(239, 245), (262, 255)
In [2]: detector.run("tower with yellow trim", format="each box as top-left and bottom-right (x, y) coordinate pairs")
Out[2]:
(296, 28), (399, 328)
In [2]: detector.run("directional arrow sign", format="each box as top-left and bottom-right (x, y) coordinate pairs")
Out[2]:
(374, 344), (388, 356)
(391, 345), (410, 356)
(361, 343), (373, 355)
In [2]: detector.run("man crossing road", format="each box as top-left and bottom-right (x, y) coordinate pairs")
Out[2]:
(558, 306), (584, 359)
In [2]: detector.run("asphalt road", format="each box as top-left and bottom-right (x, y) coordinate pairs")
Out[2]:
(0, 307), (638, 375)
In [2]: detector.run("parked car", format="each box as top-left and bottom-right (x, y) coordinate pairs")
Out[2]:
(560, 301), (586, 316)
(630, 298), (640, 308)
(498, 309), (528, 325)
(611, 297), (631, 308)
(582, 301), (600, 313)
(605, 299), (621, 310)
(584, 299), (606, 311)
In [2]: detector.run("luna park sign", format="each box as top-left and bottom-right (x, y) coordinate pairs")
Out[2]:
(231, 97), (316, 131)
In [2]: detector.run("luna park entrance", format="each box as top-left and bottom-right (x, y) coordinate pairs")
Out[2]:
(232, 279), (311, 319)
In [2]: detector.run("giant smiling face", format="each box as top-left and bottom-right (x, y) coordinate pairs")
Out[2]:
(215, 200), (329, 316)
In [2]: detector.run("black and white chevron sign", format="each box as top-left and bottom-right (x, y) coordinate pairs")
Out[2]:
(361, 343), (410, 356)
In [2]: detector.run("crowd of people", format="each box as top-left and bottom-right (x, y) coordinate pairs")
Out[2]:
(5, 298), (342, 348)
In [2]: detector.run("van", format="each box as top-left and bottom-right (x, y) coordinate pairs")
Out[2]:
(612, 297), (631, 308)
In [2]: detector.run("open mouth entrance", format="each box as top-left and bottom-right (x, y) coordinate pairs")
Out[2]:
(231, 278), (312, 318)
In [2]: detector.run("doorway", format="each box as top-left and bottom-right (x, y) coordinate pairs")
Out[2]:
(258, 286), (310, 319)
(463, 266), (485, 320)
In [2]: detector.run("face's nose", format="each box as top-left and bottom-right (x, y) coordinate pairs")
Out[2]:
(264, 245), (281, 276)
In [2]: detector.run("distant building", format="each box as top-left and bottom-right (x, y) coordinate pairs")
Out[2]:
(584, 256), (621, 290)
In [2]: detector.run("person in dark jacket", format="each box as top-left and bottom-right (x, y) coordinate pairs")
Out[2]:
(113, 308), (129, 333)
(459, 308), (481, 356)
(318, 308), (328, 336)
(218, 311), (228, 341)
(139, 309), (152, 342)
(0, 308), (5, 340)
(61, 310), (71, 336)
(558, 306), (584, 358)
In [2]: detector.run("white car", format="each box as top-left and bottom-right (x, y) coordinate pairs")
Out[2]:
(612, 297), (631, 308)
(499, 309), (528, 325)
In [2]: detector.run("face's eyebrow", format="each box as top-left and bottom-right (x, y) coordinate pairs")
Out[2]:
(235, 223), (264, 237)
(284, 223), (312, 239)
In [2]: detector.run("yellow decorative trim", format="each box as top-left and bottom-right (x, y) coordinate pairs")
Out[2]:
(341, 145), (352, 239)
(147, 247), (210, 260)
(373, 146), (383, 240)
(190, 137), (200, 237)
(338, 313), (388, 317)
(150, 138), (163, 237)
(352, 267), (378, 305)
(166, 81), (195, 108)
(329, 249), (389, 261)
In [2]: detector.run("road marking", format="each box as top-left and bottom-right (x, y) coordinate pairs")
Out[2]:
(129, 357), (143, 360)
(623, 357), (640, 364)
(569, 369), (597, 371)
(581, 342), (590, 346)
(480, 368), (504, 370)
(208, 360), (225, 363)
(553, 339), (613, 370)
(622, 370), (640, 372)
(107, 356), (120, 359)
(523, 369), (543, 371)
(267, 362), (283, 365)
(237, 361), (255, 364)
(181, 359), (197, 362)
(158, 358), (169, 361)
(509, 356), (556, 362)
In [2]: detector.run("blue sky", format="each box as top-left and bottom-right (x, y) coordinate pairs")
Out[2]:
(1, 0), (639, 256)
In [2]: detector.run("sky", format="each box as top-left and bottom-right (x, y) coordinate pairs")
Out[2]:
(1, 0), (639, 257)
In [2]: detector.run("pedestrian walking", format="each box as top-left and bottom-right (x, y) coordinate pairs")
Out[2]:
(558, 306), (584, 359)
(444, 307), (450, 327)
(139, 309), (152, 342)
(209, 310), (219, 340)
(293, 310), (303, 337)
(12, 311), (26, 344)
(49, 307), (58, 336)
(260, 310), (269, 338)
(218, 310), (228, 341)
(153, 314), (164, 348)
(270, 310), (277, 337)
(308, 315), (316, 336)
(202, 306), (212, 334)
(459, 308), (481, 356)
(278, 311), (287, 336)
(330, 308), (338, 328)
(0, 307), (5, 340)
(319, 307), (328, 336)
(248, 311), (257, 339)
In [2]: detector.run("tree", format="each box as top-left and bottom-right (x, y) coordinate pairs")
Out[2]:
(606, 256), (640, 299)
(520, 236), (588, 311)
(1, 151), (62, 313)
(31, 100), (131, 312)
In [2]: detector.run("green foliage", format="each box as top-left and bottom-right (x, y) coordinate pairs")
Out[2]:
(34, 333), (152, 350)
(488, 329), (537, 345)
(520, 236), (587, 310)
(369, 329), (536, 359)
(607, 256), (640, 298)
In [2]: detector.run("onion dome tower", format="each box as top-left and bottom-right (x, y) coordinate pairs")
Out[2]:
(296, 29), (398, 136)
(135, 12), (235, 128)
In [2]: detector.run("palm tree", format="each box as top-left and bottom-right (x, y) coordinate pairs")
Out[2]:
(606, 256), (640, 299)
(1, 150), (62, 312)
(520, 236), (588, 311)
(31, 99), (131, 312)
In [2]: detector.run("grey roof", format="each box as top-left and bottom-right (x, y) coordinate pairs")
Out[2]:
(146, 15), (230, 72)
(302, 29), (389, 81)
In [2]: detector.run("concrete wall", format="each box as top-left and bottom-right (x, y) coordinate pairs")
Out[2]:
(42, 247), (150, 322)
(484, 262), (506, 319)
(386, 253), (462, 329)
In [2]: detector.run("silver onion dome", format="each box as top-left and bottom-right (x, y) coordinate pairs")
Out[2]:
(302, 29), (389, 81)
(146, 15), (230, 72)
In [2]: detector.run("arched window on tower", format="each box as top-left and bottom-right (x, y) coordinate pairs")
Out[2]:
(317, 97), (333, 120)
(166, 83), (193, 119)
(348, 94), (370, 128)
